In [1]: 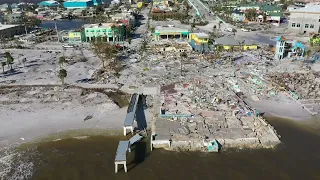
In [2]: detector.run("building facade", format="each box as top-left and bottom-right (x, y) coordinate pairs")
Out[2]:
(83, 23), (126, 42)
(68, 31), (85, 43)
(188, 33), (210, 52)
(274, 36), (306, 60)
(287, 5), (320, 34)
(232, 10), (245, 22)
(215, 37), (258, 51)
(63, 0), (94, 9)
(154, 26), (189, 40)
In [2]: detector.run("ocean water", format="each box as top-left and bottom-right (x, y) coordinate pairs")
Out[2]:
(39, 19), (88, 31)
(1, 117), (320, 180)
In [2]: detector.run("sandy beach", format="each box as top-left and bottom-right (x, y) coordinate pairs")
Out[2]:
(244, 95), (313, 121)
(0, 85), (151, 148)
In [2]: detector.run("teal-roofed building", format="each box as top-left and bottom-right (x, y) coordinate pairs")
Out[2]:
(154, 26), (189, 41)
(39, 0), (60, 7)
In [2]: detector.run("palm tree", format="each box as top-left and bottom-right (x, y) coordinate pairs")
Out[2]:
(1, 62), (6, 73)
(22, 58), (27, 67)
(180, 52), (187, 76)
(5, 52), (14, 70)
(213, 25), (217, 33)
(59, 56), (66, 67)
(306, 49), (312, 58)
(232, 28), (237, 36)
(218, 21), (222, 32)
(58, 69), (67, 85)
(216, 45), (223, 56)
(110, 25), (116, 44)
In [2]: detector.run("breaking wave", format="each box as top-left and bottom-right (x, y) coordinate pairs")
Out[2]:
(0, 144), (35, 180)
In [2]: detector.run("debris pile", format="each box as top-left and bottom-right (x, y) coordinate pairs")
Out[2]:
(269, 72), (320, 99)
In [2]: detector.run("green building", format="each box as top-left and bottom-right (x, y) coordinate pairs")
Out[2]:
(83, 23), (126, 42)
(68, 31), (86, 43)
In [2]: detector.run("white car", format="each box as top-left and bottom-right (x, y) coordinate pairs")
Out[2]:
(241, 28), (249, 32)
(224, 27), (233, 32)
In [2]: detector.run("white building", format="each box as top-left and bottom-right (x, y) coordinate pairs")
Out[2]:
(287, 4), (320, 34)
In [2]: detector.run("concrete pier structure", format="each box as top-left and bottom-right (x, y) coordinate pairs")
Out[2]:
(115, 141), (130, 173)
(123, 93), (139, 136)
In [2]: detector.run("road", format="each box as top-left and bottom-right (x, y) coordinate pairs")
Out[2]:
(189, 0), (215, 21)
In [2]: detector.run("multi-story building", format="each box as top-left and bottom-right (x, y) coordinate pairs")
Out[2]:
(188, 33), (210, 52)
(274, 36), (306, 60)
(287, 5), (320, 34)
(83, 23), (126, 42)
(231, 9), (245, 22)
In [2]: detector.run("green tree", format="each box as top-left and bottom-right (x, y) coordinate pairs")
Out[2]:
(263, 13), (267, 23)
(1, 62), (6, 73)
(81, 9), (87, 16)
(306, 49), (312, 58)
(58, 69), (67, 85)
(128, 37), (132, 44)
(5, 52), (14, 70)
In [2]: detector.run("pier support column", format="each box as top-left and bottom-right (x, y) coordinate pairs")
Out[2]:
(115, 163), (118, 173)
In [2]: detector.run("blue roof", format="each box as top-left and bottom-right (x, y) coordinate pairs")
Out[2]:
(292, 42), (305, 50)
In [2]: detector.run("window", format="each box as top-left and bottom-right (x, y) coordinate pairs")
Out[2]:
(305, 24), (309, 28)
(297, 23), (300, 27)
(292, 23), (296, 27)
(310, 24), (314, 28)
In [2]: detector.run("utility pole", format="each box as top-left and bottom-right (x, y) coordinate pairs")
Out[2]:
(24, 26), (27, 35)
(55, 23), (59, 42)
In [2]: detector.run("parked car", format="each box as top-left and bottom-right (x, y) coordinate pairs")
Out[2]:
(241, 28), (249, 32)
